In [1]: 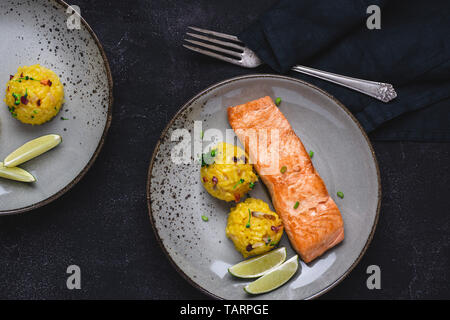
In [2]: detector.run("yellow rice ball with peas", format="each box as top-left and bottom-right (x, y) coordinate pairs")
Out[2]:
(226, 198), (283, 258)
(200, 142), (258, 202)
(4, 64), (64, 125)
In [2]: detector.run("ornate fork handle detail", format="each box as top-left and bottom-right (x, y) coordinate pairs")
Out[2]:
(292, 65), (397, 102)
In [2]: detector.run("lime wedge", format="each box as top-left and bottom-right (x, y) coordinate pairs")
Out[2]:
(244, 255), (298, 295)
(0, 162), (35, 182)
(228, 247), (287, 278)
(4, 134), (62, 167)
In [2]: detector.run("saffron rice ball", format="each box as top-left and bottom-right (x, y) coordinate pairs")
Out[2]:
(4, 64), (64, 125)
(226, 198), (284, 258)
(200, 142), (258, 202)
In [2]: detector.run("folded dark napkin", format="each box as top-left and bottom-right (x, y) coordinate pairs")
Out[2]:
(240, 0), (450, 141)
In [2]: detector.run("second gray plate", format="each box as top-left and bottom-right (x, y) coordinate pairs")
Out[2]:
(147, 74), (380, 300)
(0, 0), (112, 214)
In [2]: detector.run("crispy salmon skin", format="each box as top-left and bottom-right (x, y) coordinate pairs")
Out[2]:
(227, 96), (344, 263)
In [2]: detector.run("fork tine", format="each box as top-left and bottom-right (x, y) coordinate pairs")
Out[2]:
(186, 32), (244, 51)
(183, 44), (242, 66)
(188, 26), (241, 42)
(184, 39), (242, 58)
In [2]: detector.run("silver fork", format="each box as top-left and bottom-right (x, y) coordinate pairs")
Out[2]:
(184, 26), (397, 103)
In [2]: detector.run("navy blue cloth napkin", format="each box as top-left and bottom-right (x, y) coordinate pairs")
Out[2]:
(240, 0), (450, 141)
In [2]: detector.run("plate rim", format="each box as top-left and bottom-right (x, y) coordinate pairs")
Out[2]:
(146, 74), (381, 300)
(0, 0), (113, 215)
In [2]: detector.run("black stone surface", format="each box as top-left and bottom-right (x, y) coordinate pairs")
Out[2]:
(0, 0), (449, 299)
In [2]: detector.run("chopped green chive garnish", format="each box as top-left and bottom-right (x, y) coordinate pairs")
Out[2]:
(275, 97), (282, 106)
(294, 201), (299, 209)
(33, 110), (38, 114)
(246, 209), (251, 228)
(309, 150), (314, 158)
(14, 76), (39, 82)
(61, 117), (69, 120)
(201, 215), (209, 222)
(249, 181), (255, 189)
(233, 178), (245, 189)
(201, 148), (217, 167)
(337, 191), (344, 199)
(280, 166), (287, 174)
(12, 92), (21, 105)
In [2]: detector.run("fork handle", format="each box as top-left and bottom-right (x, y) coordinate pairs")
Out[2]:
(291, 65), (397, 103)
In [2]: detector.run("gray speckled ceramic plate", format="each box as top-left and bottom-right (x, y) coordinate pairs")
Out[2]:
(147, 74), (380, 300)
(0, 0), (112, 214)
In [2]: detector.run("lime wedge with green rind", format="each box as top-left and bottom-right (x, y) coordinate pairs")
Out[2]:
(4, 134), (61, 167)
(244, 255), (298, 295)
(0, 162), (35, 182)
(228, 247), (287, 278)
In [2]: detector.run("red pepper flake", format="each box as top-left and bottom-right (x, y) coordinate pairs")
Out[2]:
(40, 79), (52, 86)
(9, 75), (13, 80)
(271, 225), (283, 233)
(246, 244), (253, 252)
(37, 99), (41, 106)
(234, 193), (240, 202)
(232, 156), (238, 163)
(20, 73), (23, 78)
(6, 86), (9, 92)
(20, 95), (29, 105)
(212, 176), (218, 184)
(202, 177), (207, 182)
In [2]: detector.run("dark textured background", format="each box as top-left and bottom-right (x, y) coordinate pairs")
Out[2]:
(0, 0), (449, 299)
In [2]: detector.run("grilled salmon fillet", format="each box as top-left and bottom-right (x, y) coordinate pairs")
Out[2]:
(227, 96), (344, 263)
